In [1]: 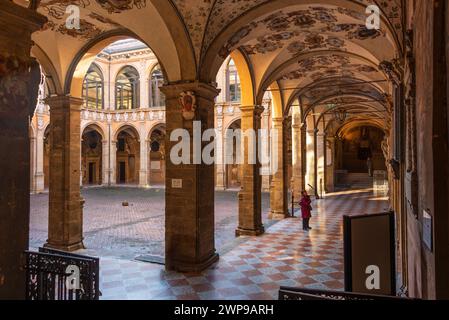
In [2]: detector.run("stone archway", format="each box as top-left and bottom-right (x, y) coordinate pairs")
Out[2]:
(81, 126), (104, 186)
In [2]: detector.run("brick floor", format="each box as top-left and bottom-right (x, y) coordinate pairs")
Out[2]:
(30, 187), (271, 259)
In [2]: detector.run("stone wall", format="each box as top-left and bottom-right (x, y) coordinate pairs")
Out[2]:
(406, 0), (449, 299)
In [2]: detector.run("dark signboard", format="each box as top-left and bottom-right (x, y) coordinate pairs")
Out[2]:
(344, 212), (396, 296)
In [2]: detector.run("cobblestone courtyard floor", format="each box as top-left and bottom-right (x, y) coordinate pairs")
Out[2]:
(30, 187), (271, 260)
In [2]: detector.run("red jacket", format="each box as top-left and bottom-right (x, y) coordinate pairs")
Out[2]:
(299, 196), (312, 219)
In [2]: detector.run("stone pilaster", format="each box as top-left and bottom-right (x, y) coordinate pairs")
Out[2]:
(102, 140), (109, 185)
(313, 128), (320, 198)
(161, 82), (220, 272)
(109, 139), (117, 185)
(45, 96), (85, 252)
(291, 121), (304, 200)
(261, 107), (271, 192)
(316, 132), (325, 198)
(305, 128), (316, 195)
(236, 105), (265, 236)
(0, 2), (46, 299)
(215, 110), (226, 190)
(34, 128), (46, 192)
(325, 136), (336, 192)
(269, 117), (288, 219)
(139, 138), (149, 187)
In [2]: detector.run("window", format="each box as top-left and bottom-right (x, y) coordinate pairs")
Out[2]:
(82, 64), (103, 109)
(150, 64), (165, 107)
(118, 138), (125, 152)
(227, 59), (241, 102)
(115, 66), (140, 110)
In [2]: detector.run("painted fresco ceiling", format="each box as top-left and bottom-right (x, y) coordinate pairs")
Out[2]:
(22, 0), (402, 122)
(171, 0), (402, 61)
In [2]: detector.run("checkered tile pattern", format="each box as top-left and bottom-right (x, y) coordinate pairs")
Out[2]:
(99, 189), (388, 300)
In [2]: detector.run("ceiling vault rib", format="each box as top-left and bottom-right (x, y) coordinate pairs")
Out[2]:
(198, 0), (219, 68)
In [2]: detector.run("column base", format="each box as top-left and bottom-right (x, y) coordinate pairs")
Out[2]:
(44, 240), (85, 252)
(269, 210), (288, 220)
(235, 225), (265, 237)
(166, 252), (219, 273)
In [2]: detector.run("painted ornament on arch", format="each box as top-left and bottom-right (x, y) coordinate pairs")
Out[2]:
(179, 91), (196, 121)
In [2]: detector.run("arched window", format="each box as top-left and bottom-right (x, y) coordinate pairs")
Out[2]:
(115, 66), (140, 110)
(150, 64), (165, 107)
(227, 59), (241, 102)
(82, 64), (103, 109)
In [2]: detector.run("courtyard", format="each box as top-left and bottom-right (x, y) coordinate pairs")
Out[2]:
(30, 187), (271, 260)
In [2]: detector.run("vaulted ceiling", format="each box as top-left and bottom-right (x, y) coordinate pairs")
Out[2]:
(18, 0), (403, 131)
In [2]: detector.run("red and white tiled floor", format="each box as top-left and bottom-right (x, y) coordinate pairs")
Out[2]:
(98, 189), (389, 300)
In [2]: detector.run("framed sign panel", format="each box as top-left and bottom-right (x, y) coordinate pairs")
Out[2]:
(344, 212), (396, 296)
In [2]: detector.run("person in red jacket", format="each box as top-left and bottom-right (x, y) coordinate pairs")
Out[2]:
(299, 191), (312, 231)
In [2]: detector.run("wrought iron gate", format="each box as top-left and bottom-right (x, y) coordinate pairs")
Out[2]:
(25, 248), (100, 300)
(279, 286), (410, 301)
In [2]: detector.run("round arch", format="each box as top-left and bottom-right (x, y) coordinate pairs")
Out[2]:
(81, 123), (106, 141)
(314, 103), (387, 128)
(113, 124), (141, 142)
(200, 0), (402, 83)
(229, 49), (255, 106)
(31, 44), (63, 96)
(258, 50), (389, 105)
(284, 76), (388, 115)
(65, 28), (184, 99)
(147, 122), (166, 141)
(301, 92), (388, 123)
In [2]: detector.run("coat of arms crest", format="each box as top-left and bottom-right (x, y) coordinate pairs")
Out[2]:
(179, 91), (196, 120)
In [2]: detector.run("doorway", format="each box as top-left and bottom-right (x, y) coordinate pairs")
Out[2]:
(119, 162), (126, 183)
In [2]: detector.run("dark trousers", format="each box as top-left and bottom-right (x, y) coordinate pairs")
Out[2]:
(303, 217), (310, 230)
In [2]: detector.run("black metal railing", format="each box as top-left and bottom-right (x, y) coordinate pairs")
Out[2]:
(279, 287), (410, 301)
(25, 248), (100, 300)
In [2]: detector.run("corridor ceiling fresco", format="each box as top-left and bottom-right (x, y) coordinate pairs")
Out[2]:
(19, 0), (402, 130)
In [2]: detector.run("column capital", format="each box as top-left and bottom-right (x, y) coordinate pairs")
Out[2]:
(271, 117), (283, 125)
(0, 2), (46, 51)
(45, 95), (84, 109)
(239, 105), (264, 115)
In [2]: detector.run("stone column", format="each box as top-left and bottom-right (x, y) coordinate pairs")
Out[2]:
(102, 140), (109, 185)
(326, 136), (336, 192)
(30, 134), (36, 193)
(305, 128), (316, 194)
(140, 74), (149, 109)
(34, 128), (46, 192)
(45, 96), (84, 251)
(139, 138), (149, 187)
(313, 128), (320, 198)
(261, 106), (271, 192)
(269, 117), (288, 219)
(80, 136), (84, 186)
(316, 132), (325, 198)
(0, 2), (46, 299)
(215, 109), (226, 190)
(161, 82), (219, 272)
(236, 105), (265, 236)
(291, 121), (304, 200)
(109, 139), (117, 185)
